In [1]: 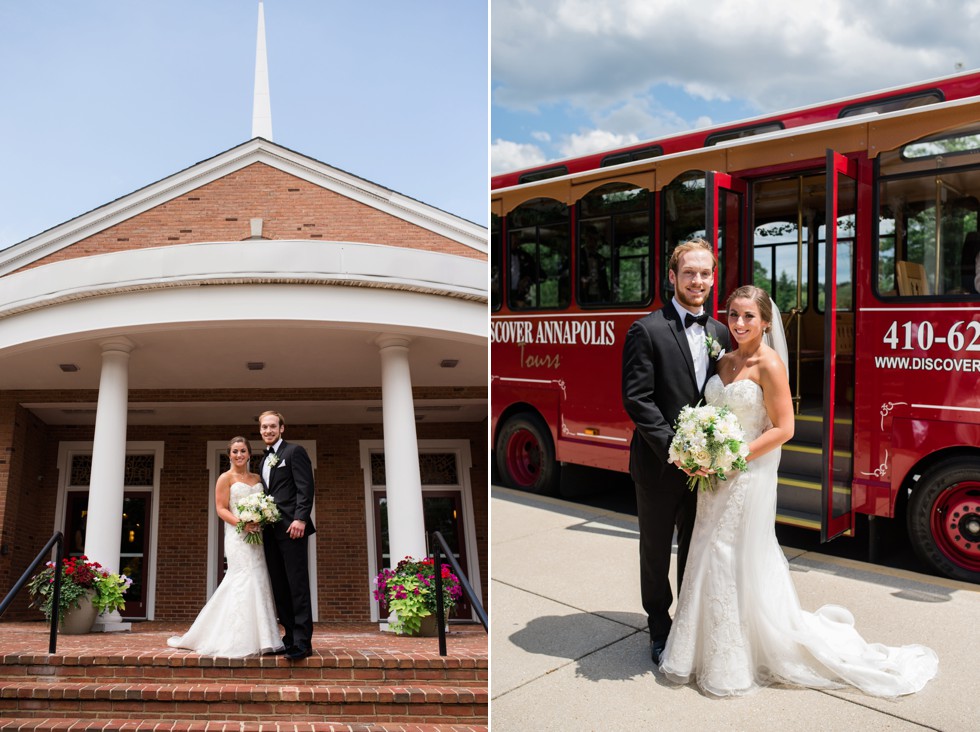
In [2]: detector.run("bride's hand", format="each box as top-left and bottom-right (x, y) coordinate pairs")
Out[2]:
(674, 461), (714, 477)
(244, 522), (260, 534)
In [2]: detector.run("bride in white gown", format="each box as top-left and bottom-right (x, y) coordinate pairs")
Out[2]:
(168, 437), (284, 657)
(660, 285), (938, 698)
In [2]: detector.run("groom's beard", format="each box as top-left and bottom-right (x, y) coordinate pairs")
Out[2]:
(675, 285), (711, 311)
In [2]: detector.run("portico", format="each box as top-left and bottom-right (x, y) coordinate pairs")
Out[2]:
(0, 139), (487, 627)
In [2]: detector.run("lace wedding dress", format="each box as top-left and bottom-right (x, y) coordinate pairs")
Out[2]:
(660, 376), (938, 697)
(167, 482), (284, 657)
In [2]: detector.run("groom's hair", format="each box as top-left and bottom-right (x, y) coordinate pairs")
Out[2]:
(258, 410), (286, 427)
(668, 238), (717, 273)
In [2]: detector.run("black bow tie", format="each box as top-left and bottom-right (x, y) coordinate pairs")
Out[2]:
(684, 312), (709, 328)
(265, 447), (275, 456)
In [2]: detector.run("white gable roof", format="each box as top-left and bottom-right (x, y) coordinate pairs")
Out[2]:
(0, 138), (487, 277)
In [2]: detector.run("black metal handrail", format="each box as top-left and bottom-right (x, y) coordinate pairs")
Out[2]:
(0, 531), (65, 653)
(431, 530), (488, 657)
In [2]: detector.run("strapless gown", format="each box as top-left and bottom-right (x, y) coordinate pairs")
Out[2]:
(167, 482), (284, 657)
(659, 376), (938, 697)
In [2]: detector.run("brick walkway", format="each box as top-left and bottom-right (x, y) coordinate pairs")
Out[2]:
(0, 621), (488, 663)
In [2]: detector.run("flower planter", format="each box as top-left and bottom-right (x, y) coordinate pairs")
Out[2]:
(61, 590), (98, 635)
(28, 556), (130, 630)
(374, 556), (462, 636)
(407, 614), (439, 637)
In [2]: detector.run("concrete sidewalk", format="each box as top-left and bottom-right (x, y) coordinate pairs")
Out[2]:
(491, 486), (979, 731)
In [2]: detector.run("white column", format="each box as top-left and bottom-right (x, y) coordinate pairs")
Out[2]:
(376, 336), (426, 566)
(85, 337), (133, 632)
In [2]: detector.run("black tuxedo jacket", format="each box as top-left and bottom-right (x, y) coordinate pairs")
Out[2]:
(622, 302), (731, 486)
(262, 440), (317, 536)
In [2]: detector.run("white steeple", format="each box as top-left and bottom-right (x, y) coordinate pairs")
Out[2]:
(251, 1), (273, 140)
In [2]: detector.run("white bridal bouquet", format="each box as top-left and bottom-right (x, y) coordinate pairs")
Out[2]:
(235, 492), (281, 544)
(668, 403), (750, 492)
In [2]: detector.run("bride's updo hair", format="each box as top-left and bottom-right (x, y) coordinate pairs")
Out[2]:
(726, 285), (772, 332)
(227, 436), (251, 456)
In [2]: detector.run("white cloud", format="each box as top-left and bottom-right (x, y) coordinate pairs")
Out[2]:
(492, 127), (644, 175)
(558, 129), (639, 158)
(492, 0), (980, 115)
(594, 97), (696, 140)
(491, 139), (547, 175)
(492, 0), (980, 177)
(692, 116), (714, 131)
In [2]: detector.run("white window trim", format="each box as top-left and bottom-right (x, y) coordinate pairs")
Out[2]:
(206, 440), (319, 622)
(54, 441), (164, 620)
(360, 439), (482, 623)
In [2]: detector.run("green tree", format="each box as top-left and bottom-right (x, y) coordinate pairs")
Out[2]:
(774, 270), (798, 313)
(753, 259), (770, 292)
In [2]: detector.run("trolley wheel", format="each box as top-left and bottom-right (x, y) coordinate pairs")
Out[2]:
(907, 457), (980, 583)
(495, 412), (560, 495)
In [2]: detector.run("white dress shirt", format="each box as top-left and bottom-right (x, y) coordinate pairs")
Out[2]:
(672, 296), (709, 390)
(262, 438), (283, 486)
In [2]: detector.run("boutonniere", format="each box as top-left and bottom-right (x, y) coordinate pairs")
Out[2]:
(267, 453), (281, 468)
(705, 333), (725, 361)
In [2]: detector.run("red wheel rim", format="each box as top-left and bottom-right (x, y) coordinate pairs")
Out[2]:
(930, 480), (980, 572)
(505, 427), (541, 488)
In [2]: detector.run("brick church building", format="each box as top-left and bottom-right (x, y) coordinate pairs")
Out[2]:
(0, 6), (487, 628)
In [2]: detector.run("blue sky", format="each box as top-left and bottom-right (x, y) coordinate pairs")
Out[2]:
(492, 0), (980, 175)
(0, 1), (488, 249)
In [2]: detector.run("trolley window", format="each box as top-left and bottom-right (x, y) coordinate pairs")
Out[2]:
(876, 126), (980, 298)
(705, 122), (783, 147)
(600, 145), (664, 168)
(491, 214), (502, 311)
(839, 90), (943, 119)
(577, 184), (653, 307)
(518, 166), (568, 185)
(506, 198), (571, 310)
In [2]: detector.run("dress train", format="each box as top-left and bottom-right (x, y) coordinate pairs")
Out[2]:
(167, 482), (284, 657)
(659, 377), (938, 697)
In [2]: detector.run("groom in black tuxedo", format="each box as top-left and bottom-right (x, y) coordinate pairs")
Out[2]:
(622, 239), (730, 665)
(259, 410), (317, 660)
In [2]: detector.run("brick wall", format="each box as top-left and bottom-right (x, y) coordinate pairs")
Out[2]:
(0, 400), (51, 604)
(0, 399), (487, 625)
(13, 163), (483, 275)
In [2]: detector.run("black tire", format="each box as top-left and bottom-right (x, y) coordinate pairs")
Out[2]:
(494, 412), (560, 495)
(907, 456), (980, 583)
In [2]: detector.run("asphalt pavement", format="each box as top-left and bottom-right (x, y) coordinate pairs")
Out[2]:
(491, 485), (980, 731)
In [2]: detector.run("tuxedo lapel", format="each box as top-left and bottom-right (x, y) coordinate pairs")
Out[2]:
(264, 440), (286, 490)
(665, 304), (698, 391)
(706, 320), (723, 379)
(269, 441), (286, 488)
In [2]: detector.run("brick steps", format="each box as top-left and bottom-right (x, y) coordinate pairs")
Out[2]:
(0, 623), (487, 727)
(0, 680), (487, 723)
(0, 720), (488, 732)
(0, 655), (486, 687)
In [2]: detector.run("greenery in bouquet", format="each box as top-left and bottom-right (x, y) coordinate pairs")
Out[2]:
(235, 492), (281, 545)
(27, 555), (132, 622)
(668, 403), (749, 492)
(373, 555), (463, 634)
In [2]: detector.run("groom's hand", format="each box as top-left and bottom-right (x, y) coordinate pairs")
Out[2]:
(287, 519), (306, 539)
